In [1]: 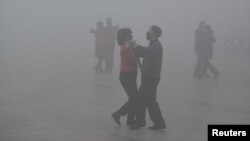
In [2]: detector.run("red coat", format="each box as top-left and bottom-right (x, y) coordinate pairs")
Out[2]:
(120, 45), (138, 72)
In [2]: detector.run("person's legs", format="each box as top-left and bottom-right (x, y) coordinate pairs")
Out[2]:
(125, 73), (137, 124)
(134, 87), (147, 125)
(95, 57), (102, 72)
(104, 55), (109, 72)
(199, 59), (212, 78)
(117, 73), (137, 116)
(130, 76), (148, 129)
(145, 78), (166, 130)
(112, 72), (137, 125)
(204, 60), (219, 78)
(201, 61), (209, 77)
(193, 54), (202, 78)
(147, 101), (166, 128)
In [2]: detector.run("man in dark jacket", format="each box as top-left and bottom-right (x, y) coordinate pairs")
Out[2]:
(130, 25), (166, 130)
(193, 21), (219, 79)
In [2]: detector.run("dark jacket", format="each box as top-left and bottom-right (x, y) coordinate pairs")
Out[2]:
(195, 28), (216, 60)
(136, 39), (163, 78)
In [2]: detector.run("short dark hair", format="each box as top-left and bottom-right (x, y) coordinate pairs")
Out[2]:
(151, 25), (162, 38)
(117, 28), (132, 46)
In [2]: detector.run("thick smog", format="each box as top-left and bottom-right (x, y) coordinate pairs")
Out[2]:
(0, 0), (250, 141)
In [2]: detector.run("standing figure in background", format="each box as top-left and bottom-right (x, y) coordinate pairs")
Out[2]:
(103, 18), (119, 73)
(91, 21), (105, 73)
(193, 21), (219, 79)
(111, 28), (138, 125)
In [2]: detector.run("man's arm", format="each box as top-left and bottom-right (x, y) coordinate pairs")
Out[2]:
(136, 44), (159, 58)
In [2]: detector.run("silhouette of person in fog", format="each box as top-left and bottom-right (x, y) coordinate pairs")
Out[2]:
(193, 21), (219, 79)
(130, 26), (166, 130)
(91, 21), (105, 73)
(111, 28), (138, 125)
(103, 18), (119, 73)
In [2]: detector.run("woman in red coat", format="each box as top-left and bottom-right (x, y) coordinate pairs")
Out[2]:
(111, 28), (138, 125)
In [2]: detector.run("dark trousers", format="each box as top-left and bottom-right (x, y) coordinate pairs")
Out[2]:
(135, 76), (166, 126)
(193, 54), (218, 77)
(202, 59), (218, 75)
(116, 72), (137, 123)
(193, 57), (204, 77)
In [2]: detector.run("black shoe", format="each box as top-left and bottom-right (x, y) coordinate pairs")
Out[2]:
(148, 124), (166, 130)
(111, 112), (121, 125)
(130, 123), (146, 130)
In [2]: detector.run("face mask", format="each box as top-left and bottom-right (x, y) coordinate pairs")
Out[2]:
(146, 32), (151, 40)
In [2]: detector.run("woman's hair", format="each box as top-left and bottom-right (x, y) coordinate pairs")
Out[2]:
(117, 28), (132, 46)
(97, 21), (103, 28)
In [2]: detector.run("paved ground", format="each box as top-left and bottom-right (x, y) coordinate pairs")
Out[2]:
(0, 44), (250, 141)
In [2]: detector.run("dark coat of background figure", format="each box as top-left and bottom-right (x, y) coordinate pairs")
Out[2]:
(193, 21), (219, 79)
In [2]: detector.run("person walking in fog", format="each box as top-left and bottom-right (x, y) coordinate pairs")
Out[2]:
(130, 26), (166, 130)
(111, 28), (138, 125)
(193, 21), (219, 79)
(91, 21), (105, 73)
(103, 18), (119, 73)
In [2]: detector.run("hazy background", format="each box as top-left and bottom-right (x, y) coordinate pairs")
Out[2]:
(0, 0), (249, 74)
(0, 0), (249, 141)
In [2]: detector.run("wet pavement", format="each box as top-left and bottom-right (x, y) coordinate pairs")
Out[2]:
(0, 46), (250, 141)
